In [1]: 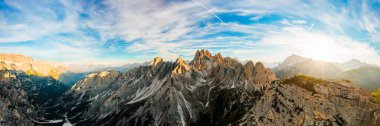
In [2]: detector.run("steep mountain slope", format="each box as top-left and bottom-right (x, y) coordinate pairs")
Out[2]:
(0, 70), (70, 125)
(238, 75), (380, 126)
(341, 66), (380, 91)
(45, 50), (379, 126)
(273, 55), (343, 79)
(0, 71), (35, 126)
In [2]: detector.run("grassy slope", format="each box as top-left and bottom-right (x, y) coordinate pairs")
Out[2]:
(372, 89), (380, 103)
(282, 75), (326, 93)
(341, 66), (380, 91)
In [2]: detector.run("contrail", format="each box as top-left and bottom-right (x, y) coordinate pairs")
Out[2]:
(308, 23), (314, 30)
(192, 0), (225, 23)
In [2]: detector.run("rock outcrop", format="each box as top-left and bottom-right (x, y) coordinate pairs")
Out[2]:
(191, 49), (214, 70)
(172, 58), (191, 75)
(150, 57), (163, 67)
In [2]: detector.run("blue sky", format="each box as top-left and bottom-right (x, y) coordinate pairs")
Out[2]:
(0, 0), (380, 65)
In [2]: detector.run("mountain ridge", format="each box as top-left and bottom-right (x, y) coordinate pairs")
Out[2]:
(0, 50), (379, 125)
(41, 49), (379, 126)
(273, 54), (380, 91)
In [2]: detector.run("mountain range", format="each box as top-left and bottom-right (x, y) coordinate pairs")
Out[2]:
(273, 55), (380, 91)
(0, 50), (379, 126)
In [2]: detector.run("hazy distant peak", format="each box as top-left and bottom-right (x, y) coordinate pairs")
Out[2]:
(0, 53), (65, 79)
(341, 58), (374, 71)
(282, 54), (309, 65)
(348, 58), (360, 62)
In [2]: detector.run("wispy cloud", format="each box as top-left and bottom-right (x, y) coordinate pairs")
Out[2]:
(0, 0), (379, 65)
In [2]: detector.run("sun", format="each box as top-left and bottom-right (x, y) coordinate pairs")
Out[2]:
(299, 36), (346, 62)
(302, 43), (339, 61)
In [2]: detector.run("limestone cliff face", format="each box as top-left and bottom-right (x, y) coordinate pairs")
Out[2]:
(0, 54), (67, 80)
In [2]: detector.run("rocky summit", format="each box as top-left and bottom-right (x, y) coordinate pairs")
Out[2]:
(0, 50), (379, 126)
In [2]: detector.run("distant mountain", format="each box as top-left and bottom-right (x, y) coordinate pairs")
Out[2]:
(0, 54), (68, 80)
(0, 54), (148, 87)
(274, 55), (380, 91)
(336, 59), (376, 71)
(341, 66), (380, 91)
(67, 62), (149, 73)
(273, 55), (343, 79)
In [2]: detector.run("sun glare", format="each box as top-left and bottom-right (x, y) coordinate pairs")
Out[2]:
(303, 42), (339, 61)
(295, 31), (354, 62)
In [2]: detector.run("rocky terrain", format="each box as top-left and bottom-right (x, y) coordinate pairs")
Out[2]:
(43, 50), (378, 125)
(0, 71), (35, 126)
(0, 70), (69, 126)
(0, 50), (379, 126)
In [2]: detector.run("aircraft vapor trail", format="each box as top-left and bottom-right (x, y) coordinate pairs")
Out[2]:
(192, 0), (225, 23)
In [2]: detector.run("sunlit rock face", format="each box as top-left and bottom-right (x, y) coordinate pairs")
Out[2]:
(172, 58), (190, 75)
(150, 57), (163, 67)
(0, 54), (67, 80)
(45, 49), (378, 126)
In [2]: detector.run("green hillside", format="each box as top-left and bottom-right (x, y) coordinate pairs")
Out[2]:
(341, 66), (380, 91)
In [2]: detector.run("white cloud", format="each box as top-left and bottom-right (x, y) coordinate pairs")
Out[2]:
(0, 0), (379, 65)
(257, 27), (380, 64)
(291, 20), (306, 24)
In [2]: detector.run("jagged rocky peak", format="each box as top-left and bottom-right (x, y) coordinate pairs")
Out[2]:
(282, 54), (307, 65)
(243, 61), (255, 77)
(214, 52), (223, 64)
(191, 49), (212, 70)
(150, 57), (163, 66)
(172, 57), (190, 75)
(254, 62), (276, 83)
(242, 61), (276, 83)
